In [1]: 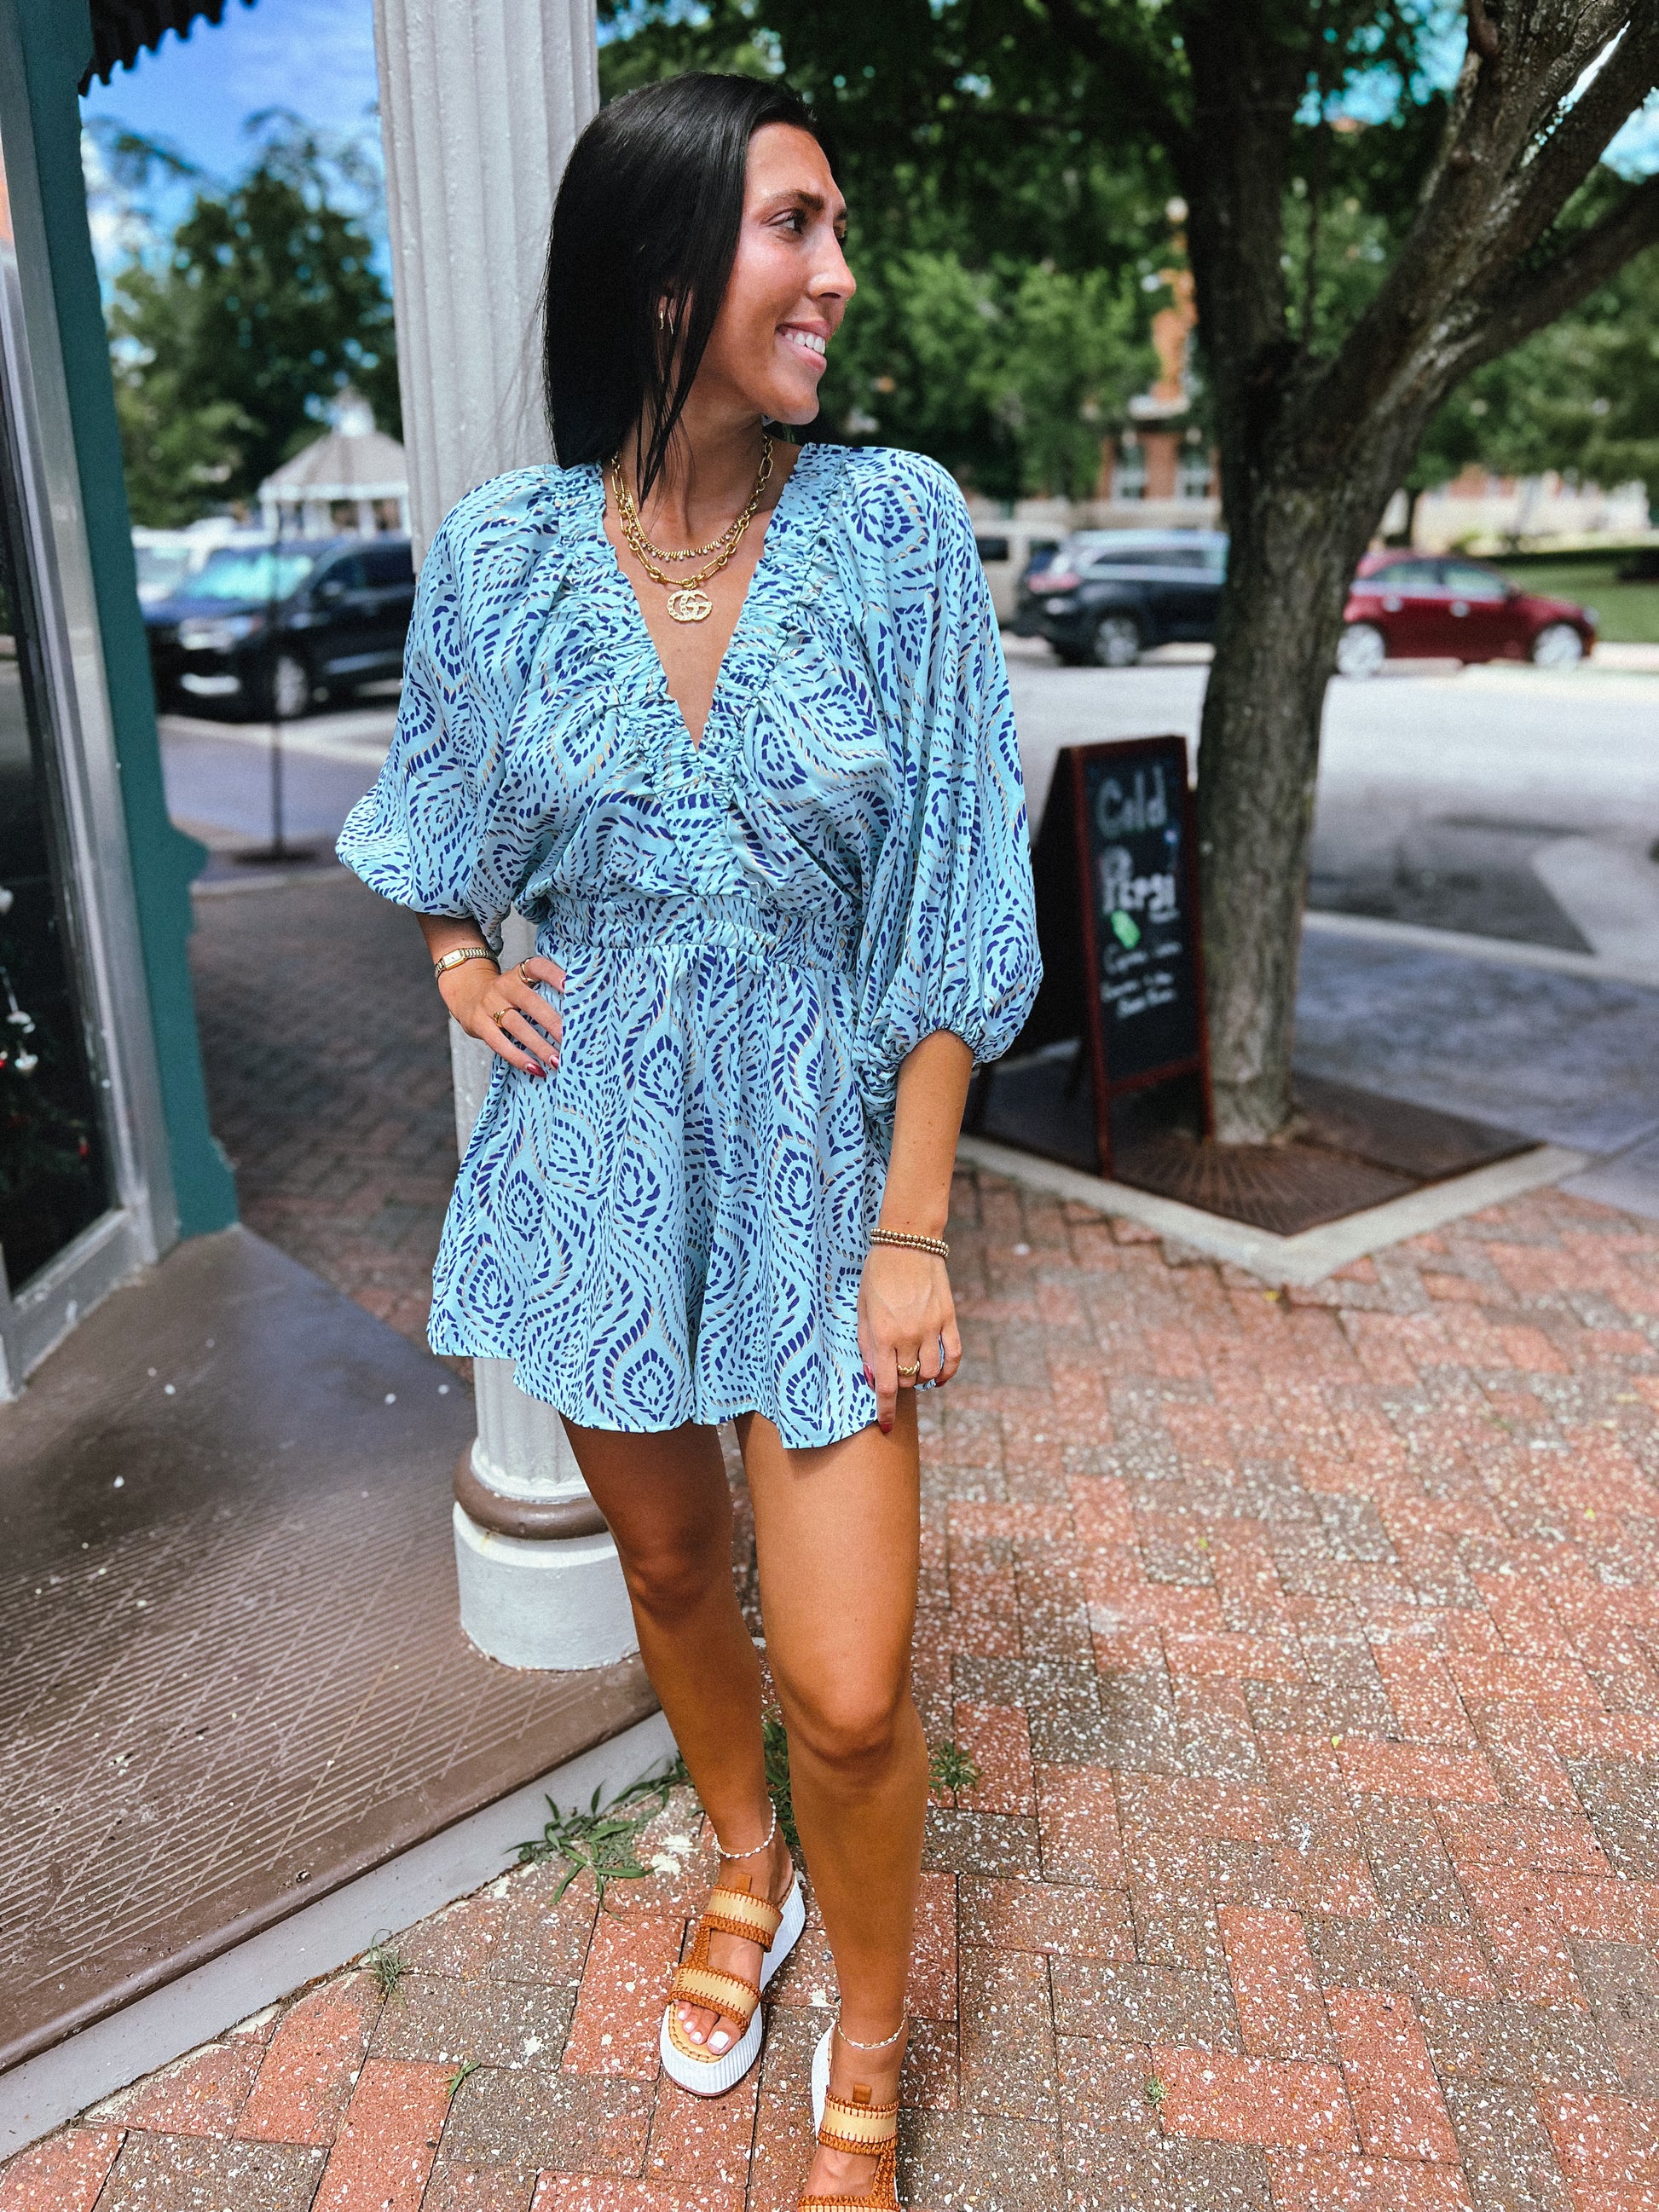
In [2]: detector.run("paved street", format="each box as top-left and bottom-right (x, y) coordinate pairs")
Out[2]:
(1002, 643), (1659, 973)
(7, 1166), (1659, 2210)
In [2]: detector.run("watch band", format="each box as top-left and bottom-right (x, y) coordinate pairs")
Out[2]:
(432, 945), (497, 982)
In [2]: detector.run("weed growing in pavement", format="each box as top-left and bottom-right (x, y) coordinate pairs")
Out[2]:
(761, 1713), (799, 1855)
(361, 1938), (409, 2000)
(444, 2057), (480, 2099)
(928, 1741), (982, 1805)
(1144, 2076), (1167, 2109)
(516, 1757), (692, 1907)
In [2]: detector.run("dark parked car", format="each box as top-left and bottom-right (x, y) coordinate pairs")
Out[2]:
(144, 536), (417, 719)
(1017, 529), (1228, 665)
(1337, 552), (1597, 676)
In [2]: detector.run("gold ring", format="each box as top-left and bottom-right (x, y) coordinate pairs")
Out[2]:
(896, 1359), (922, 1379)
(492, 1008), (511, 1027)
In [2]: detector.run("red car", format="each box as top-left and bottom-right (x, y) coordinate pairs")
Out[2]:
(1336, 552), (1597, 677)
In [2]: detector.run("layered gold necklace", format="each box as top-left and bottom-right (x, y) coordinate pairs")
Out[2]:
(609, 433), (774, 623)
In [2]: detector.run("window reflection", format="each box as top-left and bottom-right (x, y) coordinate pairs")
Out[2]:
(0, 391), (112, 1291)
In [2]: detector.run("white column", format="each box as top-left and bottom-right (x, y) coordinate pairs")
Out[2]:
(373, 0), (633, 1672)
(373, 0), (598, 562)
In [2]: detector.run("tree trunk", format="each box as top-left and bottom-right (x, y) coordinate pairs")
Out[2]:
(1196, 443), (1403, 1142)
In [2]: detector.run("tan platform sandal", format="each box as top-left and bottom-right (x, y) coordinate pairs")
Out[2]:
(657, 1824), (804, 2096)
(801, 2022), (901, 2209)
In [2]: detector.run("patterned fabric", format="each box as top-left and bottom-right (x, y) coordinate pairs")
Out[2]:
(337, 442), (1041, 1447)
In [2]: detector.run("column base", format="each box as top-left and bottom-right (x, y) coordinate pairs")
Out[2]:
(453, 1505), (638, 1672)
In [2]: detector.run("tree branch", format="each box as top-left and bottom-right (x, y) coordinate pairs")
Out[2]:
(1494, 12), (1659, 265)
(1460, 168), (1659, 373)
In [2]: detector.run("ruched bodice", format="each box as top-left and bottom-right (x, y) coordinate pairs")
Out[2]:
(338, 442), (1040, 1447)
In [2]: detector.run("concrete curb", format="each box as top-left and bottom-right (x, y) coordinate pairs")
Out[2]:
(957, 1134), (1591, 1286)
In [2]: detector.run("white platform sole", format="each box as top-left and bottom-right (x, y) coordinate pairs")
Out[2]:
(658, 1871), (806, 2097)
(812, 2019), (832, 2133)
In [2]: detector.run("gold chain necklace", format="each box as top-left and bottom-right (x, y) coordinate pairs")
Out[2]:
(609, 434), (773, 623)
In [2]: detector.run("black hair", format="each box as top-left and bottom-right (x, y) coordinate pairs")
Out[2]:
(543, 73), (825, 500)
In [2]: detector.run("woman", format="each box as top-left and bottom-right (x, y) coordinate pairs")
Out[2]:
(339, 73), (1039, 2208)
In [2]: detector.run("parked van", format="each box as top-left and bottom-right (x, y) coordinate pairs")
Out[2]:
(972, 521), (1065, 625)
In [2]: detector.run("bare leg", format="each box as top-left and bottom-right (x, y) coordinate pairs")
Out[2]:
(561, 1418), (793, 2057)
(737, 1398), (927, 2202)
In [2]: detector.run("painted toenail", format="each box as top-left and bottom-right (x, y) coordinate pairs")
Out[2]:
(710, 2031), (729, 2050)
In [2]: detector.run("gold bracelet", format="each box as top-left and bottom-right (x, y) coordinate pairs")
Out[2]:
(432, 946), (497, 984)
(870, 1227), (950, 1261)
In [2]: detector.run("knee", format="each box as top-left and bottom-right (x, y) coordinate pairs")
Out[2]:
(783, 1680), (910, 1782)
(616, 1538), (725, 1624)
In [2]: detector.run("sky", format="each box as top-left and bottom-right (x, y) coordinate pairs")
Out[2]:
(80, 0), (381, 183)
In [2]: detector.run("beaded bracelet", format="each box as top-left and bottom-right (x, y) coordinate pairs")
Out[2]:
(869, 1227), (950, 1261)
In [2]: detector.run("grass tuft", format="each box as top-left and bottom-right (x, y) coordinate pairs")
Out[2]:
(516, 1757), (691, 1907)
(361, 1938), (410, 2001)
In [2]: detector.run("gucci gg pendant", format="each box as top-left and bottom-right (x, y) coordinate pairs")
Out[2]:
(667, 588), (714, 623)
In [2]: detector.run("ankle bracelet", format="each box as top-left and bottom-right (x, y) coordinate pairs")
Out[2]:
(835, 2008), (908, 2053)
(713, 1800), (777, 1862)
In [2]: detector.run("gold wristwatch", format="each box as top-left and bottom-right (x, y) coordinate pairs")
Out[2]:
(432, 945), (497, 984)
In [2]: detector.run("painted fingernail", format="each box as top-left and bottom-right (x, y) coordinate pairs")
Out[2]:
(881, 1419), (893, 1435)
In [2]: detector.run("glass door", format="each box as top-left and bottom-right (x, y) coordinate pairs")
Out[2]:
(0, 22), (176, 1394)
(0, 406), (114, 1292)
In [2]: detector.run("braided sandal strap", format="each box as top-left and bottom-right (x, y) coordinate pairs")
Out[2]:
(699, 1884), (783, 1946)
(668, 1958), (761, 2024)
(816, 2093), (899, 2157)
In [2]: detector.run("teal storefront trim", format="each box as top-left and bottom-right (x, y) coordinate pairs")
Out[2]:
(13, 0), (236, 1237)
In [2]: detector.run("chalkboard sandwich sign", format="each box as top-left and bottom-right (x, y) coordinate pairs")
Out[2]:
(979, 735), (1213, 1178)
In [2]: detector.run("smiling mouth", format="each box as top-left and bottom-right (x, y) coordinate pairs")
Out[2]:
(780, 326), (828, 362)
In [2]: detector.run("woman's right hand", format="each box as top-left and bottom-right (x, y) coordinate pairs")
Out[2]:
(439, 954), (566, 1077)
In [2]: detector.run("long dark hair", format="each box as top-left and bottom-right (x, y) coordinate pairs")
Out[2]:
(543, 74), (824, 500)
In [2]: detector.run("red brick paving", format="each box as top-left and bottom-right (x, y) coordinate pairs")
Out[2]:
(7, 1141), (1659, 2206)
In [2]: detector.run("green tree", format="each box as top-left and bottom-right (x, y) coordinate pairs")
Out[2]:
(101, 113), (399, 525)
(605, 2), (1659, 1141)
(812, 251), (1148, 501)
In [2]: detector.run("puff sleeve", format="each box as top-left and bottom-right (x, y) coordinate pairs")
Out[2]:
(853, 457), (1043, 1129)
(335, 494), (529, 949)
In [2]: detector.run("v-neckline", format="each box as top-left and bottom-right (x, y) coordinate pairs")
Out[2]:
(597, 444), (812, 754)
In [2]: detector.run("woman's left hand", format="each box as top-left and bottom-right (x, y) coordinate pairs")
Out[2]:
(858, 1245), (962, 1434)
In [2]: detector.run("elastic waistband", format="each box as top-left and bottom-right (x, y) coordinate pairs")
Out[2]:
(537, 892), (853, 972)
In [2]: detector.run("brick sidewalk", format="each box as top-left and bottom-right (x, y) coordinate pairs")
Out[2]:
(6, 1165), (1659, 2209)
(188, 873), (460, 1347)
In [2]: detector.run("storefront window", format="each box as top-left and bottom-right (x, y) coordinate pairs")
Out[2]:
(0, 394), (113, 1291)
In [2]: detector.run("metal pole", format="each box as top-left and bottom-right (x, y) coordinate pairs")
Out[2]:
(268, 502), (285, 858)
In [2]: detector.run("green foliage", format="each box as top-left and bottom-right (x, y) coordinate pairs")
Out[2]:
(818, 249), (1150, 500)
(761, 1712), (798, 1855)
(516, 1759), (691, 1905)
(101, 115), (399, 526)
(361, 1939), (409, 2000)
(443, 2058), (480, 2099)
(927, 1741), (982, 1805)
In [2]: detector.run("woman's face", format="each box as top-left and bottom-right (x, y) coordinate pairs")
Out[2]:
(693, 123), (854, 428)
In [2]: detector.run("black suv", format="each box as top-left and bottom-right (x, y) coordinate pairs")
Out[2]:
(145, 536), (417, 719)
(1017, 529), (1228, 666)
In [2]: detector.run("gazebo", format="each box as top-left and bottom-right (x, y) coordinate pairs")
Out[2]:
(256, 392), (410, 538)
